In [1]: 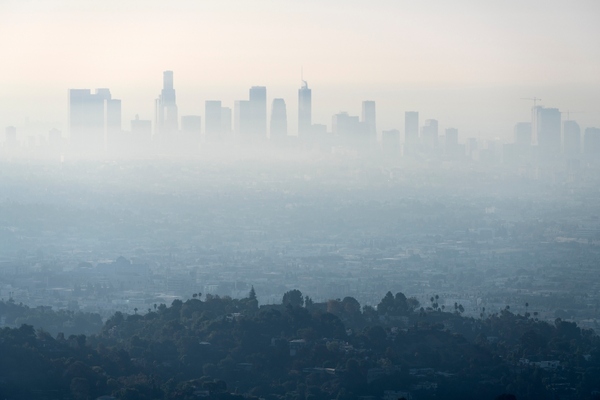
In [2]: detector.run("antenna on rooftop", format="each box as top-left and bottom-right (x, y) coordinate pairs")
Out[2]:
(301, 66), (307, 89)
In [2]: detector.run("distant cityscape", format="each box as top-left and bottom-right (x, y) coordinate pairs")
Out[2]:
(2, 71), (599, 166)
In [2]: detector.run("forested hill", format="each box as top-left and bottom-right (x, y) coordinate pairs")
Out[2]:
(1, 290), (599, 400)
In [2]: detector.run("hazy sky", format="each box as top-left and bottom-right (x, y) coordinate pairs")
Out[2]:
(1, 0), (599, 139)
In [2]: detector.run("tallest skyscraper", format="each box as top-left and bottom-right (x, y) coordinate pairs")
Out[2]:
(155, 71), (178, 137)
(298, 77), (312, 137)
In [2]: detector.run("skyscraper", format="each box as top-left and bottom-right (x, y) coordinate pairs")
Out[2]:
(234, 100), (251, 139)
(69, 88), (121, 153)
(131, 115), (152, 151)
(332, 111), (368, 149)
(404, 111), (419, 156)
(514, 122), (532, 148)
(421, 119), (438, 151)
(362, 101), (376, 142)
(534, 107), (561, 157)
(270, 98), (288, 140)
(249, 86), (267, 139)
(584, 127), (600, 158)
(445, 128), (458, 154)
(205, 101), (222, 142)
(298, 78), (312, 137)
(563, 120), (581, 157)
(155, 71), (178, 137)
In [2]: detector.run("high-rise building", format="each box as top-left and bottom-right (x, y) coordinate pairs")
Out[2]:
(362, 101), (376, 141)
(298, 78), (312, 137)
(332, 111), (368, 149)
(205, 101), (222, 141)
(421, 119), (438, 151)
(404, 112), (419, 143)
(249, 86), (267, 139)
(514, 122), (532, 148)
(534, 107), (561, 156)
(234, 100), (251, 138)
(404, 111), (419, 156)
(563, 120), (581, 157)
(332, 112), (360, 135)
(445, 127), (458, 149)
(270, 98), (288, 140)
(584, 127), (600, 158)
(131, 115), (152, 150)
(69, 88), (120, 152)
(155, 71), (178, 137)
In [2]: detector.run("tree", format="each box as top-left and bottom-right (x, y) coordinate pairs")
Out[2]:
(282, 289), (304, 308)
(249, 286), (257, 301)
(305, 296), (314, 308)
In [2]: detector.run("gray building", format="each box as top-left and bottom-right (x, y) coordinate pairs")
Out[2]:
(155, 71), (178, 138)
(270, 98), (288, 140)
(298, 79), (312, 137)
(69, 88), (121, 153)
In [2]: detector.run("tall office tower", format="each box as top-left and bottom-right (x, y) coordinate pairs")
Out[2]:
(131, 115), (152, 150)
(270, 98), (288, 140)
(104, 93), (122, 151)
(381, 129), (400, 155)
(69, 88), (120, 152)
(332, 112), (360, 135)
(445, 128), (458, 153)
(563, 120), (581, 157)
(404, 112), (419, 142)
(221, 107), (232, 138)
(514, 122), (532, 147)
(362, 101), (376, 141)
(205, 101), (222, 141)
(298, 78), (312, 137)
(155, 71), (178, 137)
(234, 100), (251, 138)
(534, 107), (561, 157)
(584, 127), (600, 158)
(332, 111), (368, 149)
(404, 111), (419, 155)
(420, 119), (438, 150)
(249, 86), (267, 139)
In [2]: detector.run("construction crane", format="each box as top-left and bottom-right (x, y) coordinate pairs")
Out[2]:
(521, 97), (542, 107)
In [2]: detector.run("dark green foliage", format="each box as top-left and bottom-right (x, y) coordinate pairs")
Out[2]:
(282, 289), (304, 308)
(1, 290), (599, 400)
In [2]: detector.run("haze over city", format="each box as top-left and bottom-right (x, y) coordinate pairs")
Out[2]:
(3, 2), (600, 400)
(1, 0), (600, 140)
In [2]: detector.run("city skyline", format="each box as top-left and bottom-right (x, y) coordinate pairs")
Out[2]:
(3, 71), (600, 146)
(1, 0), (599, 140)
